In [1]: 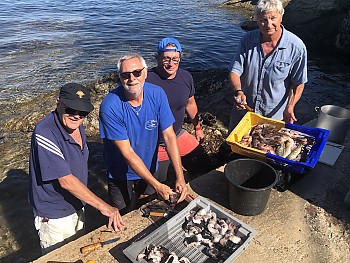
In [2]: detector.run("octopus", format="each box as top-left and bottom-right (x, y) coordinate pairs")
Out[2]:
(137, 244), (190, 263)
(182, 207), (242, 261)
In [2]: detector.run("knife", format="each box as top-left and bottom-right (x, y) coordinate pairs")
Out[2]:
(234, 96), (253, 112)
(80, 237), (120, 254)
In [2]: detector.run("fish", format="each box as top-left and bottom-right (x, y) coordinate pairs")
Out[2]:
(239, 134), (252, 146)
(240, 123), (315, 162)
(287, 143), (303, 160)
(276, 142), (285, 156)
(282, 138), (294, 158)
(257, 143), (276, 154)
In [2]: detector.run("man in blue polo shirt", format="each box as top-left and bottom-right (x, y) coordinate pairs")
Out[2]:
(29, 83), (125, 254)
(228, 0), (307, 132)
(99, 53), (188, 214)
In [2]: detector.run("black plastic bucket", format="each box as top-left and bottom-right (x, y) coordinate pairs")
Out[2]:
(224, 158), (278, 216)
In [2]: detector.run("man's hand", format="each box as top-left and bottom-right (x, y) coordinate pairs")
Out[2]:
(283, 107), (297, 123)
(175, 178), (188, 203)
(58, 174), (126, 232)
(154, 182), (173, 201)
(195, 129), (204, 142)
(100, 204), (126, 231)
(234, 92), (247, 110)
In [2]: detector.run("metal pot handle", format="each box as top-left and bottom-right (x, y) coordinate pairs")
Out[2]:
(315, 106), (320, 114)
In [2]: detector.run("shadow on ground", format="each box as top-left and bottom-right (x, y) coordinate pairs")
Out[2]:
(0, 140), (110, 263)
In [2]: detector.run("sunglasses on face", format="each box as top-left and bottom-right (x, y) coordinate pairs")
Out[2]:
(162, 56), (180, 65)
(64, 107), (89, 117)
(119, 67), (145, 79)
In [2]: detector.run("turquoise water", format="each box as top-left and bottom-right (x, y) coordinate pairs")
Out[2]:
(0, 0), (246, 102)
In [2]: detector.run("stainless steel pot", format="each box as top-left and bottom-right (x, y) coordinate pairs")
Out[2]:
(315, 105), (350, 144)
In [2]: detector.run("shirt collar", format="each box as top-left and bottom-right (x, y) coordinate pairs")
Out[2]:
(277, 25), (288, 49)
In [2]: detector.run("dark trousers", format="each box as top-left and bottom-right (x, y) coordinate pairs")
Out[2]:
(108, 176), (157, 215)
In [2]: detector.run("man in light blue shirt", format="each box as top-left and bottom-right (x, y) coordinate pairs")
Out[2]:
(228, 0), (307, 132)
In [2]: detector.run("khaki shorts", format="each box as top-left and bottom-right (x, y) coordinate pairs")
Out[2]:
(34, 209), (85, 254)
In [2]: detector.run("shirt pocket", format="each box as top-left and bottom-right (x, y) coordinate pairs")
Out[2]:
(271, 61), (291, 82)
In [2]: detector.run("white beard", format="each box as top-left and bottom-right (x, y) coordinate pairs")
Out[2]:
(123, 84), (143, 99)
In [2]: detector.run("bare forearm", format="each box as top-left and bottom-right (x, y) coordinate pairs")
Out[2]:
(186, 96), (201, 128)
(163, 127), (188, 202)
(283, 83), (305, 123)
(112, 139), (173, 201)
(165, 136), (183, 180)
(287, 83), (304, 109)
(229, 72), (242, 92)
(59, 175), (125, 230)
(123, 151), (161, 188)
(59, 174), (108, 211)
(230, 72), (247, 110)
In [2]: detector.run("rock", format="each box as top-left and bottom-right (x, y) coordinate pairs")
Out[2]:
(220, 0), (350, 57)
(336, 10), (350, 56)
(240, 20), (258, 30)
(345, 188), (350, 207)
(283, 0), (348, 53)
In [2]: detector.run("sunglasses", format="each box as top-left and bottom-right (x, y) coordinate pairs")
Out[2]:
(162, 57), (180, 65)
(64, 107), (89, 117)
(119, 67), (145, 79)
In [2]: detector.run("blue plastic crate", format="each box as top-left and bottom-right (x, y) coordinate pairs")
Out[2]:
(266, 122), (330, 174)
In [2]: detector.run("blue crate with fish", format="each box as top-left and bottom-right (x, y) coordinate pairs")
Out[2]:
(226, 112), (329, 174)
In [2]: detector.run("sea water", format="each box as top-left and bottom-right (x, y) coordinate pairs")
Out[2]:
(0, 0), (246, 103)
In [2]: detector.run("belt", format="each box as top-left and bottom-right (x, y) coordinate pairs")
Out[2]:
(41, 208), (84, 223)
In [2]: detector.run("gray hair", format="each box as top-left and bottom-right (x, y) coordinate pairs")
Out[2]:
(117, 52), (148, 72)
(254, 0), (284, 20)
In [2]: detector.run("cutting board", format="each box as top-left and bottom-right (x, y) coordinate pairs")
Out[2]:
(318, 141), (344, 166)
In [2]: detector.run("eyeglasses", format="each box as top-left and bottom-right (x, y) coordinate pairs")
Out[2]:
(162, 57), (180, 65)
(64, 107), (89, 117)
(119, 67), (145, 79)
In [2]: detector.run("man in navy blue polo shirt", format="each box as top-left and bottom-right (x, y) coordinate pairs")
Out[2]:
(146, 37), (213, 182)
(29, 83), (125, 254)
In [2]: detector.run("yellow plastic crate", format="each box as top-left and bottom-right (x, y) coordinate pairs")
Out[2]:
(226, 112), (285, 161)
(226, 112), (330, 174)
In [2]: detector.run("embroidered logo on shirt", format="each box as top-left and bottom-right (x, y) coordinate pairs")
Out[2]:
(76, 90), (85, 99)
(145, 120), (158, 130)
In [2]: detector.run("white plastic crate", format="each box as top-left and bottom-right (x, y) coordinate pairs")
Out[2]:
(123, 196), (256, 263)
